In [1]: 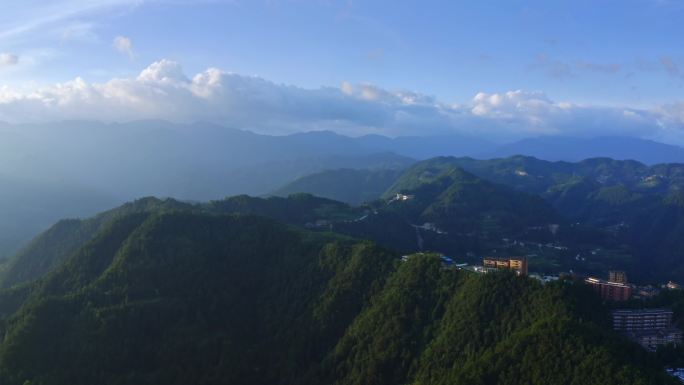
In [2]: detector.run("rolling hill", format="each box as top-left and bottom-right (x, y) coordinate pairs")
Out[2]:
(269, 155), (684, 280)
(382, 157), (559, 234)
(0, 209), (672, 385)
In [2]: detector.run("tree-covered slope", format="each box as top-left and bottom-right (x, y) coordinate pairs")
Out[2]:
(0, 194), (364, 290)
(207, 193), (363, 224)
(382, 157), (559, 234)
(445, 156), (684, 279)
(322, 257), (673, 385)
(0, 212), (398, 385)
(0, 214), (673, 385)
(0, 197), (192, 289)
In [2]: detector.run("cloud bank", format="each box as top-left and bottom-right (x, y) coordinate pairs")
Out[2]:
(0, 59), (683, 144)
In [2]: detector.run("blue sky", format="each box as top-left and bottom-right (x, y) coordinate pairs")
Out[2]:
(0, 0), (683, 142)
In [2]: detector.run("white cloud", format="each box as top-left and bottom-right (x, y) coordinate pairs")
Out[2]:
(113, 36), (134, 59)
(0, 53), (19, 66)
(0, 59), (683, 144)
(467, 90), (665, 140)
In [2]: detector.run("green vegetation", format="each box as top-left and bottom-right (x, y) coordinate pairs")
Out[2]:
(383, 157), (558, 234)
(285, 155), (684, 281)
(0, 194), (362, 290)
(0, 197), (192, 289)
(207, 193), (362, 223)
(0, 211), (674, 384)
(0, 211), (388, 385)
(446, 156), (684, 281)
(3, 155), (684, 383)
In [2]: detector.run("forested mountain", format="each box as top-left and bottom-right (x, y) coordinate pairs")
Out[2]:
(382, 157), (559, 235)
(5, 122), (680, 203)
(446, 156), (684, 279)
(0, 121), (420, 202)
(357, 134), (494, 160)
(0, 121), (413, 257)
(0, 194), (363, 289)
(0, 198), (192, 289)
(0, 208), (673, 385)
(3, 152), (684, 384)
(270, 155), (684, 281)
(4, 119), (683, 260)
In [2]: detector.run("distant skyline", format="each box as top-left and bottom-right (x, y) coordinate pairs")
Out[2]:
(0, 0), (683, 144)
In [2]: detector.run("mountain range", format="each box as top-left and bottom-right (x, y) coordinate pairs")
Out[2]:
(11, 153), (684, 284)
(0, 196), (676, 385)
(490, 136), (684, 165)
(2, 148), (684, 383)
(273, 155), (684, 281)
(4, 120), (684, 267)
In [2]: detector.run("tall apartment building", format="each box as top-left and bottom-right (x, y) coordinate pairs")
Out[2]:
(585, 277), (632, 301)
(608, 270), (627, 284)
(613, 308), (673, 331)
(482, 257), (528, 276)
(612, 308), (682, 351)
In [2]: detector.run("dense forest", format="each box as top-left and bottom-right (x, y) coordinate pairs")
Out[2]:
(0, 207), (675, 385)
(2, 155), (684, 383)
(276, 156), (684, 282)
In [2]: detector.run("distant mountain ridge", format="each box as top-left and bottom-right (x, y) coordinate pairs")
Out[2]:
(3, 119), (684, 261)
(272, 168), (405, 205)
(489, 136), (684, 165)
(0, 121), (415, 256)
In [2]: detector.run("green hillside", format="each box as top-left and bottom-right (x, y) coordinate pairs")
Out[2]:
(289, 156), (684, 280)
(382, 157), (559, 233)
(0, 197), (193, 289)
(0, 194), (362, 289)
(444, 156), (684, 279)
(0, 212), (673, 385)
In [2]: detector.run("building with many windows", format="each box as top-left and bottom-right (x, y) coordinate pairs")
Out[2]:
(612, 308), (682, 351)
(613, 308), (673, 331)
(482, 257), (528, 276)
(608, 270), (627, 284)
(585, 277), (632, 301)
(630, 329), (682, 351)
